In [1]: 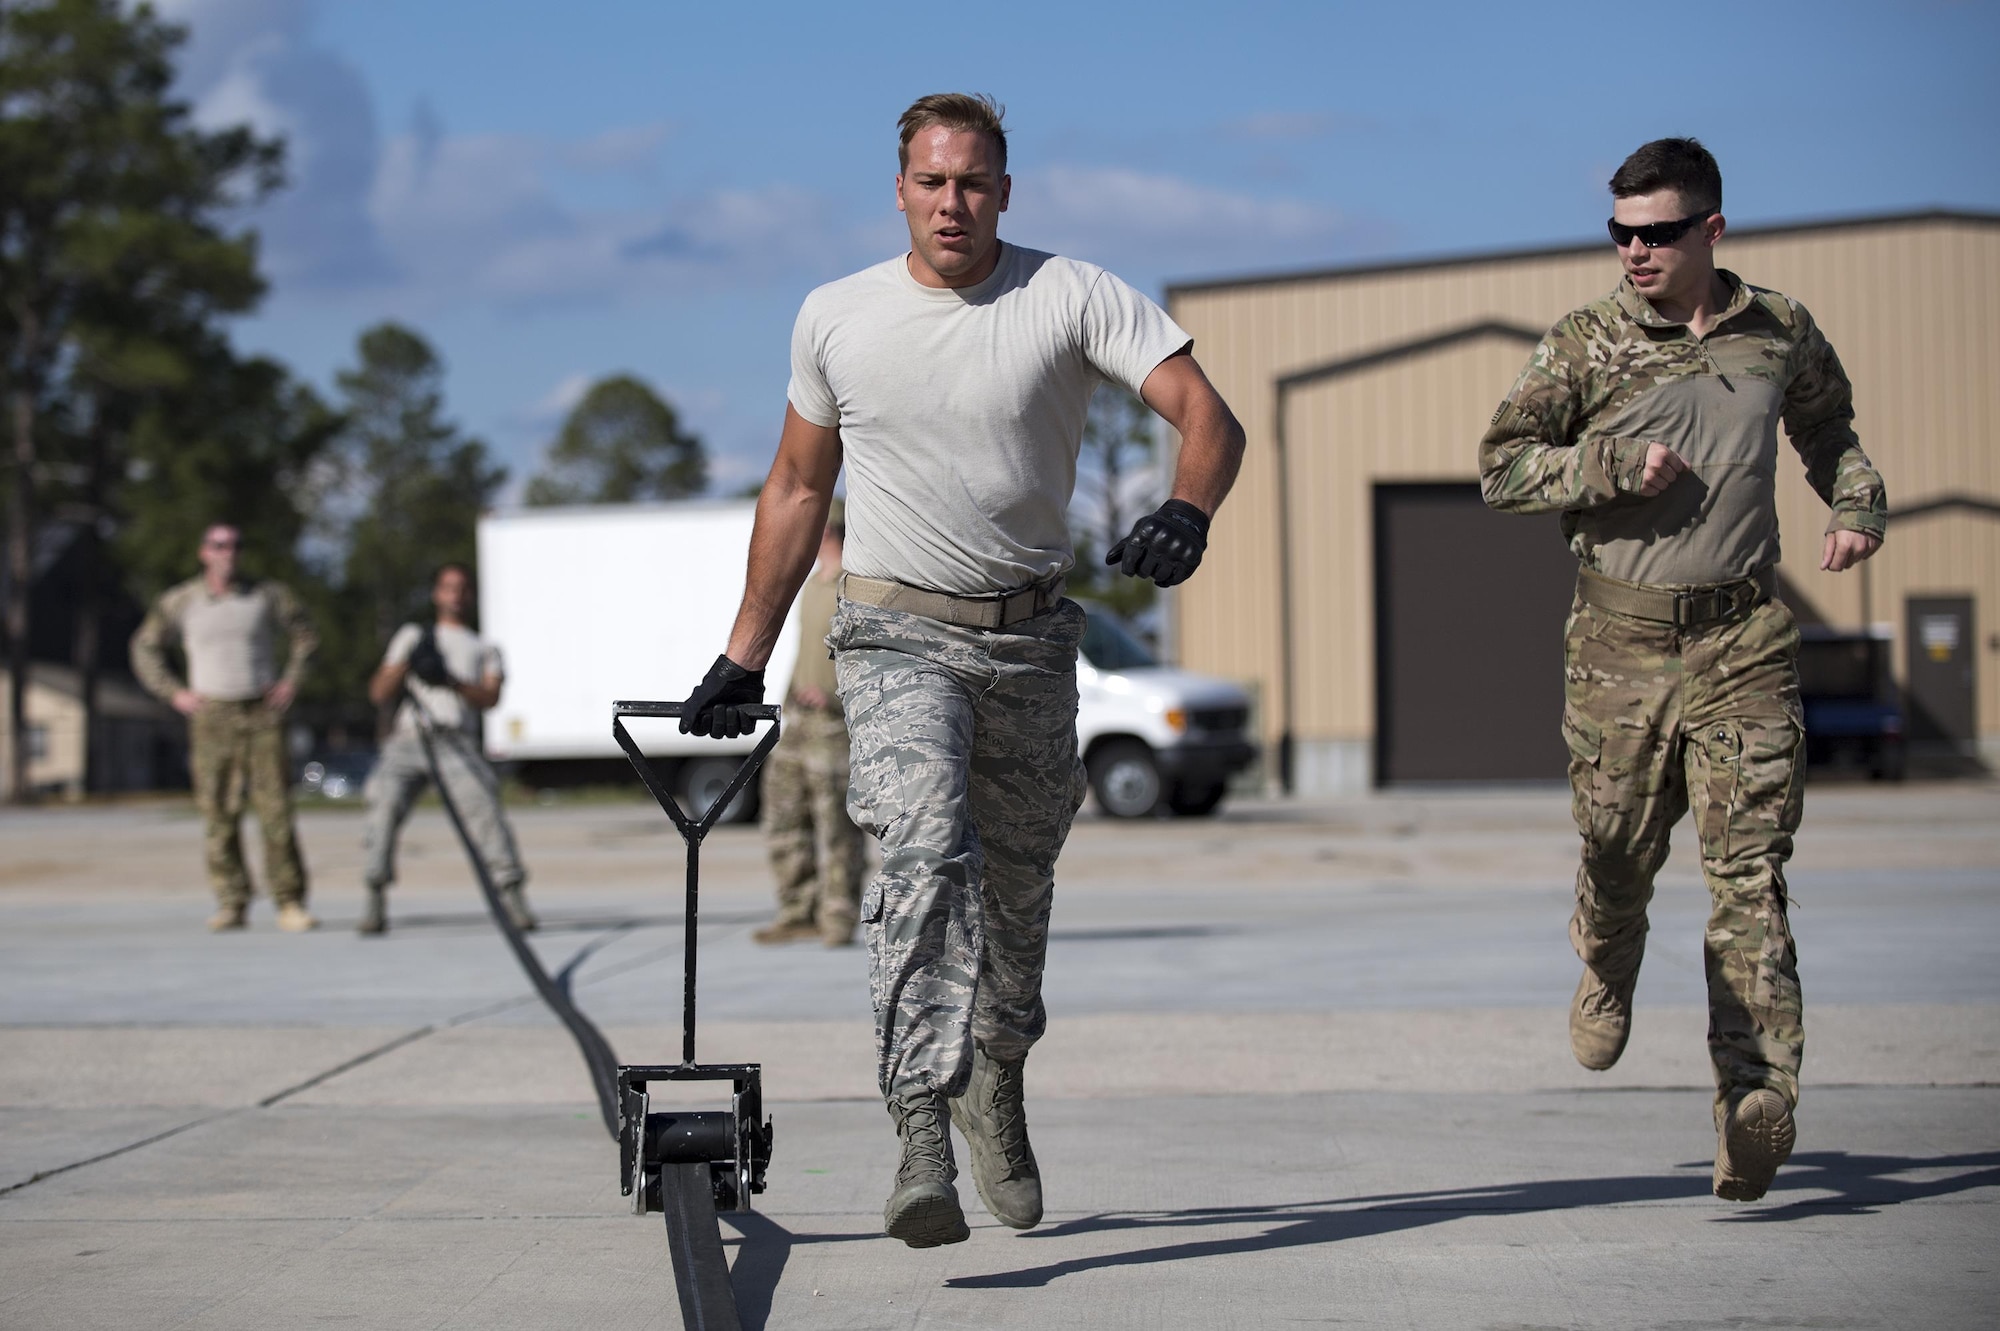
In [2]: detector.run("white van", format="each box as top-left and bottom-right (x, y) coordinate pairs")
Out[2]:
(1075, 606), (1258, 817)
(479, 503), (1257, 820)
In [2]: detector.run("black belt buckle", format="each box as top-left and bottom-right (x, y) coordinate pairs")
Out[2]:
(1673, 581), (1752, 629)
(1672, 587), (1716, 628)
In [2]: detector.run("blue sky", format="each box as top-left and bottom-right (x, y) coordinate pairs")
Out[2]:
(156, 0), (2000, 496)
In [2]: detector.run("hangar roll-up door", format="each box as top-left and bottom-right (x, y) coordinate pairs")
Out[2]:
(1374, 484), (1577, 783)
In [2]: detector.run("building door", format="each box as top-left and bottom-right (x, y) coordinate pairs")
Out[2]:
(1905, 595), (1977, 751)
(1374, 484), (1577, 783)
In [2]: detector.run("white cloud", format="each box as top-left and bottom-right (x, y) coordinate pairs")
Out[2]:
(154, 1), (869, 311)
(1008, 165), (1366, 274)
(1217, 110), (1379, 142)
(157, 0), (397, 287)
(365, 125), (869, 309)
(531, 372), (594, 421)
(558, 123), (675, 173)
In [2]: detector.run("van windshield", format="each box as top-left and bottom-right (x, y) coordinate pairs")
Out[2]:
(1080, 609), (1158, 671)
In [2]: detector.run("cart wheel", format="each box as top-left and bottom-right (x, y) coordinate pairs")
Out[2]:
(1168, 780), (1227, 817)
(1089, 740), (1163, 818)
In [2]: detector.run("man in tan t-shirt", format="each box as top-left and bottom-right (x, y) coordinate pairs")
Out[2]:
(753, 503), (866, 947)
(132, 524), (318, 932)
(680, 93), (1245, 1248)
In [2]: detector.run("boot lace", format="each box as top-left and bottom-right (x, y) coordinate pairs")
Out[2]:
(895, 1099), (950, 1185)
(988, 1062), (1034, 1173)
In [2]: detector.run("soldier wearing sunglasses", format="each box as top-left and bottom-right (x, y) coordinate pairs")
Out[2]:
(1479, 138), (1886, 1203)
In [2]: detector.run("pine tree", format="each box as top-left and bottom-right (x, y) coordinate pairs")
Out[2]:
(524, 373), (706, 506)
(323, 324), (506, 728)
(1, 0), (282, 798)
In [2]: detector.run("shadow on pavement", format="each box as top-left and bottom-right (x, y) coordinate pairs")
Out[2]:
(1719, 1149), (2000, 1221)
(946, 1150), (2000, 1289)
(351, 910), (766, 933)
(724, 1211), (876, 1331)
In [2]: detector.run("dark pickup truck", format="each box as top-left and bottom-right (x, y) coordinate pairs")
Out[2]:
(1798, 627), (1904, 781)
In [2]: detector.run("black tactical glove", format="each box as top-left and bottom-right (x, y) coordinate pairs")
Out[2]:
(1105, 498), (1211, 587)
(407, 627), (451, 686)
(681, 653), (766, 739)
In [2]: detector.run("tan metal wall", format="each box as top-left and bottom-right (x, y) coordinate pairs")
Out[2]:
(1167, 214), (2000, 763)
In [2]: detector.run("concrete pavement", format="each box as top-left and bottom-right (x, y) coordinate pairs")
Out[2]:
(2, 782), (1997, 1328)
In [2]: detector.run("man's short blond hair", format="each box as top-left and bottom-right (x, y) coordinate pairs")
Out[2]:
(897, 93), (1008, 174)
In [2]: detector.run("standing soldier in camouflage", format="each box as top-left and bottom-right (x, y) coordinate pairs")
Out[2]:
(1480, 139), (1886, 1202)
(132, 523), (319, 932)
(358, 562), (534, 936)
(680, 93), (1244, 1247)
(753, 502), (867, 948)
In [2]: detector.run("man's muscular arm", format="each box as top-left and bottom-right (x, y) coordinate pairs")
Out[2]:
(1142, 350), (1244, 516)
(1103, 351), (1245, 588)
(725, 405), (844, 671)
(683, 407), (841, 737)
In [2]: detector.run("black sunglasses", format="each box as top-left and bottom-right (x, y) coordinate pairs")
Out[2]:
(1607, 212), (1711, 249)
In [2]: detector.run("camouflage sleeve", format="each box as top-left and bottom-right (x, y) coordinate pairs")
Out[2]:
(1782, 307), (1887, 540)
(268, 582), (319, 689)
(129, 588), (188, 701)
(1478, 323), (1649, 515)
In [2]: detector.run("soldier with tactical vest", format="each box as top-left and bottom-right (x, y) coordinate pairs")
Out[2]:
(132, 523), (319, 932)
(1480, 138), (1886, 1202)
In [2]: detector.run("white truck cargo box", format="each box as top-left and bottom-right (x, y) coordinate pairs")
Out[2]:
(477, 501), (800, 765)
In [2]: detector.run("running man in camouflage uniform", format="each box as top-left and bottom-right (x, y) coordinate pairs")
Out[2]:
(1479, 139), (1886, 1202)
(131, 524), (319, 933)
(682, 93), (1245, 1247)
(753, 503), (868, 948)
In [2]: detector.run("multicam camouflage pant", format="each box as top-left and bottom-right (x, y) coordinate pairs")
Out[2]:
(831, 596), (1088, 1102)
(190, 699), (308, 908)
(1562, 593), (1806, 1109)
(362, 733), (525, 894)
(762, 704), (866, 939)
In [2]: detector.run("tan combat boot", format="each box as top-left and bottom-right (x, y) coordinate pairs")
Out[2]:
(883, 1090), (969, 1248)
(500, 885), (538, 933)
(208, 903), (248, 932)
(357, 885), (387, 936)
(750, 919), (819, 945)
(1569, 964), (1637, 1070)
(275, 902), (319, 933)
(949, 1045), (1042, 1229)
(1713, 1088), (1796, 1202)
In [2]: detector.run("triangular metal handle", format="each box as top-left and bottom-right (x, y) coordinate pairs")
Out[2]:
(611, 701), (783, 845)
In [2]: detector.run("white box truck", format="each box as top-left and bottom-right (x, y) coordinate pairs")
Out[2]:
(478, 501), (1256, 820)
(478, 501), (800, 821)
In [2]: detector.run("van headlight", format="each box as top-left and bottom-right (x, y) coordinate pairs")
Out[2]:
(1163, 708), (1187, 734)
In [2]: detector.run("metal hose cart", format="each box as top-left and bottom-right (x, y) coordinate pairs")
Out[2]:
(406, 688), (781, 1330)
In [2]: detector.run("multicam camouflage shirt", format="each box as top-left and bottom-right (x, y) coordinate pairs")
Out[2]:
(1478, 270), (1887, 587)
(131, 576), (318, 704)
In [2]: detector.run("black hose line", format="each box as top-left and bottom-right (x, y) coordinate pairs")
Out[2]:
(406, 687), (622, 1138)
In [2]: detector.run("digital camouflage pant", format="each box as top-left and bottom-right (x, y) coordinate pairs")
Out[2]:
(831, 596), (1088, 1103)
(762, 704), (867, 940)
(363, 733), (525, 894)
(190, 699), (308, 908)
(1562, 593), (1806, 1110)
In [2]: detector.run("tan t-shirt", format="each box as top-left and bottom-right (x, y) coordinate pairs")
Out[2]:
(131, 577), (317, 703)
(788, 242), (1192, 595)
(788, 569), (842, 707)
